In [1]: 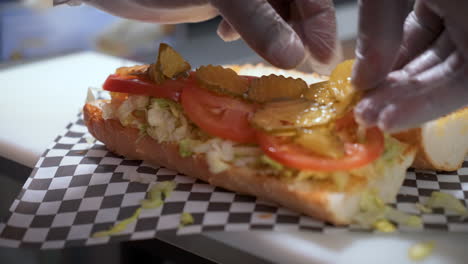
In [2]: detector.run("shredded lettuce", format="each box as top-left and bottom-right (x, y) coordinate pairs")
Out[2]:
(180, 212), (194, 227)
(151, 98), (180, 110)
(424, 191), (468, 217)
(178, 139), (202, 158)
(260, 155), (284, 170)
(117, 95), (149, 126)
(415, 203), (433, 213)
(354, 190), (422, 229)
(92, 208), (142, 238)
(373, 219), (396, 233)
(408, 241), (435, 261)
(206, 151), (230, 174)
(385, 207), (422, 228)
(147, 98), (192, 143)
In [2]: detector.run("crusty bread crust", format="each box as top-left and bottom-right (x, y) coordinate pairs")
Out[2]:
(394, 107), (468, 171)
(393, 128), (434, 169)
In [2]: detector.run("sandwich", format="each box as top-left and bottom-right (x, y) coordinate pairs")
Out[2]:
(84, 43), (442, 225)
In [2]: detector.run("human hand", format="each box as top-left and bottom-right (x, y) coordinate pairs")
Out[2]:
(352, 0), (468, 132)
(55, 0), (341, 72)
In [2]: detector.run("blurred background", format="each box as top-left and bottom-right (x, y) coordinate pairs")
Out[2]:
(0, 0), (360, 69)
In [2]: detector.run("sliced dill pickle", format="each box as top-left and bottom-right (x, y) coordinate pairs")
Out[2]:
(148, 43), (191, 83)
(196, 65), (249, 96)
(304, 81), (335, 105)
(304, 60), (360, 117)
(294, 128), (345, 158)
(248, 75), (307, 103)
(115, 65), (149, 76)
(252, 99), (335, 131)
(328, 59), (359, 115)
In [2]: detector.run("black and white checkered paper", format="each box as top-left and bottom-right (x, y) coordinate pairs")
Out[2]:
(1, 114), (467, 249)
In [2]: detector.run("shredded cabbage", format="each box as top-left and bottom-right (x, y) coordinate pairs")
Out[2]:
(117, 95), (149, 126)
(193, 138), (234, 173)
(415, 203), (433, 214)
(385, 207), (422, 228)
(373, 219), (396, 233)
(260, 155), (284, 170)
(408, 241), (435, 261)
(354, 190), (422, 229)
(424, 191), (468, 217)
(178, 139), (202, 157)
(180, 212), (194, 227)
(147, 98), (192, 143)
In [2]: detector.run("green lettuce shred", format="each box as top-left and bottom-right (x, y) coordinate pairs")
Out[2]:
(354, 190), (422, 229)
(424, 191), (468, 217)
(92, 181), (177, 238)
(373, 219), (396, 233)
(260, 155), (284, 170)
(92, 208), (142, 238)
(180, 212), (195, 227)
(179, 139), (201, 158)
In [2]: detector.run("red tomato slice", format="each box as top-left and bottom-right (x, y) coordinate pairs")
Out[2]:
(181, 85), (257, 143)
(256, 126), (384, 172)
(103, 74), (193, 102)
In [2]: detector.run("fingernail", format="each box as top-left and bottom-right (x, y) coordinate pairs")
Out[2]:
(267, 35), (305, 69)
(217, 20), (240, 42)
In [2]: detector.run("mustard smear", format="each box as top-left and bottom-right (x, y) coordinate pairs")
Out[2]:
(92, 208), (142, 238)
(408, 241), (435, 261)
(92, 181), (177, 238)
(141, 181), (177, 209)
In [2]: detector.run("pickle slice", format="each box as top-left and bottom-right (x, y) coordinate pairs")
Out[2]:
(248, 75), (307, 103)
(294, 128), (344, 158)
(115, 65), (149, 76)
(196, 65), (249, 96)
(252, 99), (335, 131)
(148, 43), (191, 83)
(304, 60), (360, 116)
(328, 59), (359, 115)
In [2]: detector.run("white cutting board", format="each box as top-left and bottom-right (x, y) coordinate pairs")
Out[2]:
(0, 52), (465, 264)
(0, 52), (136, 167)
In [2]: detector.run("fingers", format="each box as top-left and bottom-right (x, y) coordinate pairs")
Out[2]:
(378, 58), (468, 132)
(290, 0), (341, 74)
(211, 0), (305, 69)
(217, 19), (241, 42)
(397, 31), (453, 77)
(352, 0), (408, 90)
(292, 0), (337, 63)
(358, 52), (467, 132)
(355, 32), (455, 127)
(428, 1), (468, 60)
(393, 0), (443, 69)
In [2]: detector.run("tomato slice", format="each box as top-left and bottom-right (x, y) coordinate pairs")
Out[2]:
(103, 74), (193, 102)
(181, 85), (257, 143)
(256, 126), (384, 172)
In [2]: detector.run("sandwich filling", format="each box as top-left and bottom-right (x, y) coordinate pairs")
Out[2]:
(98, 44), (408, 193)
